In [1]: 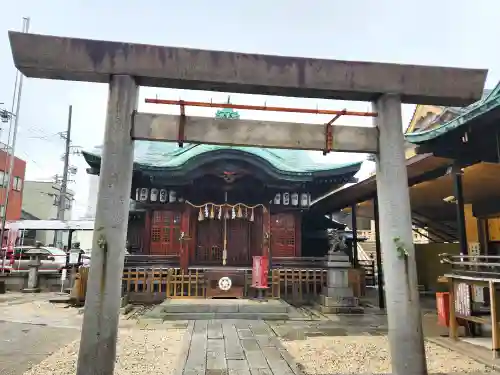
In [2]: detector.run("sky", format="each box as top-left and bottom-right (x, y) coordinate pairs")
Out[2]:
(0, 0), (499, 219)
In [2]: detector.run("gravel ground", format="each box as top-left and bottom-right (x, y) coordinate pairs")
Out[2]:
(23, 326), (186, 375)
(282, 336), (497, 374)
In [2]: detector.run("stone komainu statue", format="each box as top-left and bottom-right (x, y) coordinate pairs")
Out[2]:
(327, 229), (347, 253)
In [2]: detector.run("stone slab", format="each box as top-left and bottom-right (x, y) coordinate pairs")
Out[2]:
(325, 261), (351, 268)
(319, 294), (359, 306)
(322, 287), (354, 298)
(9, 32), (487, 106)
(315, 303), (364, 314)
(162, 312), (289, 320)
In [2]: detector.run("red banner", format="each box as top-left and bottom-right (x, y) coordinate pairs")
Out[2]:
(252, 255), (269, 288)
(7, 229), (18, 253)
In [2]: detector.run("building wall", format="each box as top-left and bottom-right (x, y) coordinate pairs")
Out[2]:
(84, 174), (99, 219)
(0, 148), (26, 221)
(415, 242), (460, 292)
(21, 181), (74, 246)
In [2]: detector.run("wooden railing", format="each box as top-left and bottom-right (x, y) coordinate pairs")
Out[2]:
(117, 266), (365, 303)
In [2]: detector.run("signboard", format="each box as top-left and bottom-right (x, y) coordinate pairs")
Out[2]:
(7, 228), (19, 253)
(252, 256), (269, 289)
(454, 282), (472, 316)
(69, 249), (81, 265)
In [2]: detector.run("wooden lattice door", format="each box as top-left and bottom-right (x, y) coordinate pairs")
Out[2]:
(195, 220), (224, 264)
(150, 210), (182, 255)
(270, 213), (296, 257)
(227, 219), (251, 265)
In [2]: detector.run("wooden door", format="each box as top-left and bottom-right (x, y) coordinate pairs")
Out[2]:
(227, 219), (251, 265)
(195, 220), (224, 264)
(270, 213), (296, 257)
(150, 210), (182, 255)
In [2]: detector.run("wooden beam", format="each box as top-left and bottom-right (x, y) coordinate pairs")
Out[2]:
(132, 113), (378, 153)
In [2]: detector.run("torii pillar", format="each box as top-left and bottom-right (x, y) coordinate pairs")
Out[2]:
(76, 75), (137, 375)
(374, 94), (427, 373)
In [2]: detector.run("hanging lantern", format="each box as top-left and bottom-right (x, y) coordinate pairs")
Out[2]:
(198, 208), (204, 221)
(224, 207), (230, 220)
(204, 204), (209, 218)
(210, 205), (215, 219)
(217, 206), (222, 220)
(139, 188), (148, 202)
(291, 193), (299, 206)
(169, 190), (177, 203)
(135, 188), (140, 201)
(283, 192), (290, 205)
(237, 205), (243, 218)
(231, 207), (236, 219)
(250, 208), (254, 222)
(263, 206), (268, 213)
(308, 193), (311, 206)
(178, 196), (184, 203)
(159, 189), (167, 203)
(273, 193), (281, 205)
(300, 193), (308, 207)
(150, 188), (159, 202)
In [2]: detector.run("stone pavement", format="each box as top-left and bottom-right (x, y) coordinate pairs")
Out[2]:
(0, 320), (78, 375)
(0, 293), (81, 375)
(179, 320), (302, 375)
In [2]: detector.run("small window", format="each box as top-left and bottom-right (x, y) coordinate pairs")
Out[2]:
(0, 171), (5, 187)
(13, 177), (22, 191)
(0, 205), (5, 218)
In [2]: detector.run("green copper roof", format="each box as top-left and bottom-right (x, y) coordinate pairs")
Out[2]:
(83, 142), (361, 175)
(406, 81), (500, 144)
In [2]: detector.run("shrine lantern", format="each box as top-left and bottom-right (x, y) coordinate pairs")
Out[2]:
(252, 256), (269, 289)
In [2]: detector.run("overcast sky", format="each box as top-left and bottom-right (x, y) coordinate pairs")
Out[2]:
(1, 0), (499, 219)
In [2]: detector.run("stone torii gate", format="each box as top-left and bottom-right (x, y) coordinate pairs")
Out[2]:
(8, 31), (487, 375)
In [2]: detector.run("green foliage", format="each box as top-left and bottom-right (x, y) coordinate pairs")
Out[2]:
(393, 236), (409, 259)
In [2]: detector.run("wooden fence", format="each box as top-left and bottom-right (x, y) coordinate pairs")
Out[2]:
(120, 267), (363, 303)
(74, 266), (365, 304)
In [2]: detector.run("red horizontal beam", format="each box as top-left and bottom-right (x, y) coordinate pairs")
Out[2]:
(145, 98), (377, 117)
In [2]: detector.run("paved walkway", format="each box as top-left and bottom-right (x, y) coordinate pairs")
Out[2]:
(179, 320), (301, 375)
(0, 293), (81, 375)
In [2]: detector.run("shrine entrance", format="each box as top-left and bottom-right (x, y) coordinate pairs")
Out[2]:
(194, 206), (263, 267)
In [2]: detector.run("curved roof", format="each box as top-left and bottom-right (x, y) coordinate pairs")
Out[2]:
(82, 141), (362, 178)
(406, 81), (500, 144)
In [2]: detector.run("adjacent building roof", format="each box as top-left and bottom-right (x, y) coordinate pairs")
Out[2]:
(405, 81), (500, 144)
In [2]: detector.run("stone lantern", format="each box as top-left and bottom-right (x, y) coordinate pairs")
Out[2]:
(22, 243), (50, 293)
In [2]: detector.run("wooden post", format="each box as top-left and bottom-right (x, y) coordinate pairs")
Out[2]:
(351, 204), (358, 268)
(449, 278), (458, 340)
(180, 206), (191, 271)
(263, 208), (271, 271)
(489, 280), (499, 358)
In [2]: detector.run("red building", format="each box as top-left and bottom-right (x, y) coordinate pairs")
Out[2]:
(0, 146), (26, 221)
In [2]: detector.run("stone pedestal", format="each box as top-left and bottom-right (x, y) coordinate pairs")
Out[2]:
(23, 258), (41, 293)
(317, 252), (363, 314)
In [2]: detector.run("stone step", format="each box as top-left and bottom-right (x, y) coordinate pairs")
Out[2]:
(162, 303), (288, 314)
(160, 312), (290, 320)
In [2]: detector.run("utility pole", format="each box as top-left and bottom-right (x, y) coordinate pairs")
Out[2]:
(0, 17), (30, 274)
(55, 105), (72, 247)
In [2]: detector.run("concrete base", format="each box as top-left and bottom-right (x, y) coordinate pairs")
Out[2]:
(316, 295), (364, 314)
(142, 299), (291, 321)
(22, 287), (41, 293)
